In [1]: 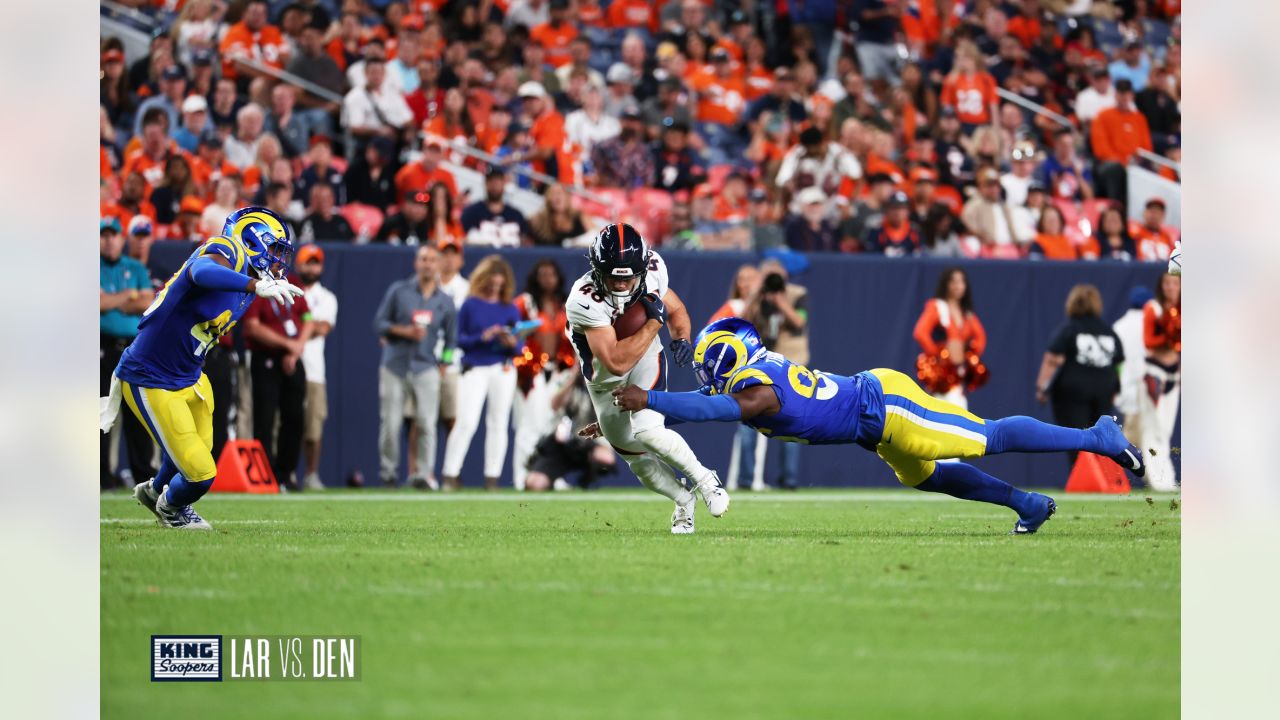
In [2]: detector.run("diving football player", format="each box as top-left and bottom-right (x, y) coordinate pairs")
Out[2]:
(99, 207), (304, 529)
(608, 318), (1146, 534)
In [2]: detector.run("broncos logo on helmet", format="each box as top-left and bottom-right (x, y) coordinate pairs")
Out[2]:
(222, 207), (296, 279)
(692, 317), (766, 394)
(589, 222), (651, 309)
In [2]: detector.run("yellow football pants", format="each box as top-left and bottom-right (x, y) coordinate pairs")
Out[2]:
(869, 369), (989, 487)
(121, 374), (217, 482)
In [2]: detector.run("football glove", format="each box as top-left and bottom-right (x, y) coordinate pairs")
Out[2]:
(637, 292), (666, 325)
(254, 277), (305, 306)
(669, 338), (694, 367)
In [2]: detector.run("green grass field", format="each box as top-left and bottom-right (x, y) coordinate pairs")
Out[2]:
(101, 490), (1180, 719)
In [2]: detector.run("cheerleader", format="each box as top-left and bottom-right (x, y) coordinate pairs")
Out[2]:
(1140, 273), (1181, 490)
(913, 268), (988, 410)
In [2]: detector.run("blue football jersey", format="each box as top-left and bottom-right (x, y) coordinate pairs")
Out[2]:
(115, 237), (253, 390)
(725, 352), (884, 448)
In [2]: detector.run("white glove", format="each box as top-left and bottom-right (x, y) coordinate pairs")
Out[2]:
(1167, 243), (1182, 276)
(254, 277), (305, 306)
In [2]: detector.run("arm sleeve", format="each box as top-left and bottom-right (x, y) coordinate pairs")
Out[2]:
(646, 390), (743, 423)
(187, 256), (250, 292)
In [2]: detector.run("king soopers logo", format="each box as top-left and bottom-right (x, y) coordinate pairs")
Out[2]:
(152, 635), (223, 682)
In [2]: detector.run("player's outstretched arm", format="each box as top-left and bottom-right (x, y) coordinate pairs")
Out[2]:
(612, 384), (779, 422)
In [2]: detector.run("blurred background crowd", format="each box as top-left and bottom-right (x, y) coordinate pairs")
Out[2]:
(101, 0), (1181, 261)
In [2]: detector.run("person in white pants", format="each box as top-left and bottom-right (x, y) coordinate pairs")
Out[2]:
(1112, 286), (1156, 446)
(441, 255), (521, 490)
(1139, 273), (1181, 491)
(511, 259), (573, 491)
(569, 223), (729, 534)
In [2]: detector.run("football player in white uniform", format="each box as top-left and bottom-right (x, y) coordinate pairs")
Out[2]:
(566, 223), (730, 533)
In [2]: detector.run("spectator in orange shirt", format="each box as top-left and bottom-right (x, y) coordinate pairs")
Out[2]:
(219, 0), (291, 83)
(940, 43), (999, 130)
(689, 47), (742, 120)
(607, 0), (658, 32)
(395, 142), (458, 204)
(529, 0), (577, 69)
(1090, 78), (1153, 202)
(1028, 205), (1083, 261)
(109, 172), (160, 232)
(1138, 272), (1181, 490)
(123, 108), (189, 193)
(189, 134), (239, 202)
(518, 81), (574, 184)
(713, 171), (752, 224)
(1131, 197), (1177, 262)
(326, 11), (365, 72)
(1005, 0), (1042, 50)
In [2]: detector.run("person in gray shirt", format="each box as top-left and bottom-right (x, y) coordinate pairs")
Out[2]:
(373, 245), (457, 489)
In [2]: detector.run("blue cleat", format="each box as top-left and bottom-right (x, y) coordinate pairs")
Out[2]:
(1094, 415), (1146, 478)
(1012, 493), (1057, 535)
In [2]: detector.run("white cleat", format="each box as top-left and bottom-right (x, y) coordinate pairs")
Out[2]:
(134, 480), (163, 522)
(671, 499), (696, 534)
(696, 473), (730, 517)
(155, 491), (214, 530)
(303, 472), (326, 491)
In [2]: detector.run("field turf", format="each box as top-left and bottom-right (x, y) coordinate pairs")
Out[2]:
(101, 490), (1180, 719)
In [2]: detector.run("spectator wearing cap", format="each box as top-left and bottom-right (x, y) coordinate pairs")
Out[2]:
(344, 136), (398, 210)
(1109, 38), (1152, 93)
(555, 36), (606, 92)
(342, 53), (414, 145)
(224, 103), (269, 170)
(219, 0), (291, 82)
(100, 216), (156, 490)
(1075, 65), (1117, 124)
(172, 95), (210, 154)
(388, 15), (426, 94)
(839, 172), (896, 252)
(299, 184), (354, 243)
(863, 191), (922, 257)
(376, 189), (433, 245)
(853, 0), (903, 84)
(188, 48), (218, 99)
(565, 84), (621, 158)
(394, 141), (457, 204)
(1090, 78), (1152, 202)
(603, 63), (641, 119)
(164, 195), (206, 242)
(652, 119), (706, 193)
(190, 133), (238, 202)
(908, 167), (943, 227)
(589, 109), (655, 188)
(530, 0), (577, 69)
(517, 82), (574, 184)
(1000, 141), (1039, 207)
(461, 165), (532, 247)
(284, 16), (346, 104)
(1131, 197), (1177, 262)
(506, 0), (551, 30)
(745, 67), (807, 132)
(132, 64), (188, 140)
(1038, 128), (1094, 201)
(785, 187), (839, 253)
(640, 77), (693, 142)
(100, 48), (134, 133)
(962, 166), (1032, 254)
(244, 264), (313, 491)
(775, 126), (863, 203)
(297, 135), (346, 208)
(293, 244), (338, 491)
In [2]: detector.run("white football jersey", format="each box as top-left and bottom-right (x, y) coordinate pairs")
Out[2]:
(566, 251), (669, 387)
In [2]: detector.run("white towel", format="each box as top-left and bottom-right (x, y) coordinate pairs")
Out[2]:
(100, 374), (123, 434)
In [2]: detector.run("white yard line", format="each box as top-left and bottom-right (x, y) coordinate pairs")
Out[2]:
(102, 491), (1178, 504)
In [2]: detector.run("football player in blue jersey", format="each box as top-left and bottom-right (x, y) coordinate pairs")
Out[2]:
(607, 317), (1146, 534)
(99, 207), (304, 529)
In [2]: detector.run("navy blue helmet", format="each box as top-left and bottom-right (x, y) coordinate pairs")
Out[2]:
(589, 222), (651, 309)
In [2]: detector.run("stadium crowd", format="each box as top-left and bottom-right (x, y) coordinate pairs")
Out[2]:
(102, 0), (1181, 261)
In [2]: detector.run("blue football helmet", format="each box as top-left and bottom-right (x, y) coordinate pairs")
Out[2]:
(222, 207), (296, 279)
(692, 317), (766, 394)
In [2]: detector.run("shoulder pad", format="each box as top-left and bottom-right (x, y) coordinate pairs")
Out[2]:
(726, 363), (776, 394)
(198, 236), (246, 273)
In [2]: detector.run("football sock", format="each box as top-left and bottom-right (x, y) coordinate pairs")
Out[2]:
(624, 454), (695, 505)
(633, 426), (717, 489)
(916, 462), (1034, 516)
(152, 455), (180, 493)
(166, 474), (214, 507)
(984, 416), (1104, 455)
